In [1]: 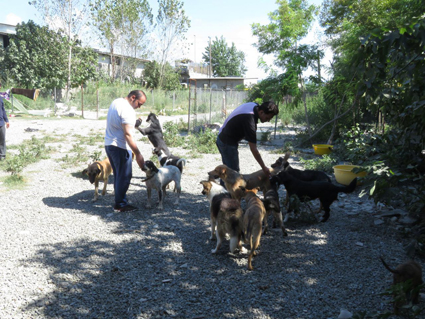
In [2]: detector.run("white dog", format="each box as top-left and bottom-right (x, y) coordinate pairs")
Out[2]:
(142, 160), (181, 209)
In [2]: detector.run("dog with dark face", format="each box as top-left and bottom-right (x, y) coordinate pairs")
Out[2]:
(135, 113), (171, 156)
(82, 158), (112, 202)
(142, 160), (181, 209)
(153, 147), (186, 173)
(380, 257), (423, 314)
(200, 180), (244, 254)
(272, 171), (357, 222)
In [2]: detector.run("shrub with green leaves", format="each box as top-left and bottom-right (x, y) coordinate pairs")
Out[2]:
(299, 154), (337, 173)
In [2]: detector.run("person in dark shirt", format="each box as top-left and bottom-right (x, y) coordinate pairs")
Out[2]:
(0, 81), (10, 161)
(216, 101), (278, 176)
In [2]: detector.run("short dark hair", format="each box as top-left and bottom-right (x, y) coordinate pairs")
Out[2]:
(128, 90), (146, 100)
(258, 101), (278, 116)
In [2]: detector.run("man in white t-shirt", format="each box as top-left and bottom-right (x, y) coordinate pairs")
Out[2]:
(105, 90), (146, 212)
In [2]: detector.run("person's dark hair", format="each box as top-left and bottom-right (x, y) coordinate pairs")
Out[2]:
(258, 101), (278, 116)
(128, 90), (146, 100)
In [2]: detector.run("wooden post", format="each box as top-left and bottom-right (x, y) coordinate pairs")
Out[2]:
(81, 83), (84, 118)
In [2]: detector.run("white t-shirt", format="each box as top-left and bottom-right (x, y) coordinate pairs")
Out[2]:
(104, 97), (136, 150)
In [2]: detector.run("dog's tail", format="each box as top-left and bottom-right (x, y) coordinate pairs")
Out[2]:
(177, 158), (187, 167)
(340, 178), (357, 193)
(380, 256), (400, 275)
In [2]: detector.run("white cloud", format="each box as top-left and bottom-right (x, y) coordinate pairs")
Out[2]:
(5, 13), (22, 25)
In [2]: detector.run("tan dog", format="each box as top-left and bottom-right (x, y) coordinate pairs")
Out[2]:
(240, 186), (267, 270)
(242, 153), (289, 194)
(207, 165), (246, 201)
(380, 257), (423, 314)
(200, 181), (244, 254)
(82, 158), (112, 202)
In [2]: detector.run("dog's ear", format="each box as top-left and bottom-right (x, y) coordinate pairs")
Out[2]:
(284, 151), (291, 160)
(219, 166), (227, 177)
(82, 168), (88, 175)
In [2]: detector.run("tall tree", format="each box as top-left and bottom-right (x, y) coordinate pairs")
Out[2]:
(202, 36), (247, 77)
(90, 0), (153, 82)
(252, 0), (320, 134)
(155, 0), (190, 87)
(3, 21), (68, 90)
(29, 0), (88, 99)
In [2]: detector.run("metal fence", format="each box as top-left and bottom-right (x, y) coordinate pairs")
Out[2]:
(188, 87), (249, 131)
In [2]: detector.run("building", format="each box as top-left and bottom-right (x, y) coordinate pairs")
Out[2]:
(0, 23), (148, 80)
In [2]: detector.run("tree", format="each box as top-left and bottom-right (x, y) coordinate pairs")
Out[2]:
(29, 0), (89, 99)
(3, 21), (68, 90)
(154, 0), (190, 87)
(90, 0), (153, 81)
(252, 0), (320, 135)
(202, 36), (247, 77)
(143, 61), (181, 91)
(70, 44), (99, 87)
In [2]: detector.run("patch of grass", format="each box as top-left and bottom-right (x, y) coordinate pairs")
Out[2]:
(299, 154), (337, 173)
(1, 174), (27, 189)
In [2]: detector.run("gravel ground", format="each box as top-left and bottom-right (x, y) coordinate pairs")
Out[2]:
(0, 115), (422, 319)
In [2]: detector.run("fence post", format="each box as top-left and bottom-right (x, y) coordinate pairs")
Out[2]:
(81, 83), (84, 118)
(222, 90), (226, 118)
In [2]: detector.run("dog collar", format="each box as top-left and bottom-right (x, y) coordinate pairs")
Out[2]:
(142, 173), (156, 182)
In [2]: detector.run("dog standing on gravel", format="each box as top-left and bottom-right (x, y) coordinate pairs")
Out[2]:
(200, 180), (244, 254)
(240, 186), (267, 270)
(272, 171), (357, 222)
(262, 176), (286, 236)
(82, 158), (112, 202)
(135, 113), (171, 156)
(380, 257), (423, 314)
(142, 160), (181, 209)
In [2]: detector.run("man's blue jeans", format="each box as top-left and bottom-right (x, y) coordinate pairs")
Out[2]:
(105, 145), (133, 208)
(216, 136), (240, 172)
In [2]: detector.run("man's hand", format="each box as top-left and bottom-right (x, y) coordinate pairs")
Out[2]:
(135, 118), (142, 128)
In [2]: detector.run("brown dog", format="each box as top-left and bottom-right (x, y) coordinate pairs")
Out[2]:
(380, 257), (423, 314)
(200, 181), (244, 254)
(242, 153), (289, 194)
(82, 158), (112, 202)
(208, 165), (246, 201)
(240, 186), (267, 270)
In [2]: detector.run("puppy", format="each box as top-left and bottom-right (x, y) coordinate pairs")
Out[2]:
(272, 171), (357, 222)
(200, 181), (244, 254)
(82, 158), (112, 202)
(208, 165), (246, 201)
(262, 177), (286, 236)
(240, 186), (267, 270)
(380, 257), (423, 314)
(136, 113), (171, 156)
(153, 147), (186, 173)
(142, 160), (181, 209)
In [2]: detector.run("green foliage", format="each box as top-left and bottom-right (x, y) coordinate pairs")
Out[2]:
(3, 136), (52, 175)
(143, 61), (181, 91)
(71, 46), (99, 87)
(163, 121), (185, 147)
(3, 20), (68, 89)
(299, 154), (336, 173)
(202, 36), (247, 77)
(186, 129), (218, 154)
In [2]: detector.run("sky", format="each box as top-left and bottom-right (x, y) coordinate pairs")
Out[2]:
(0, 0), (328, 81)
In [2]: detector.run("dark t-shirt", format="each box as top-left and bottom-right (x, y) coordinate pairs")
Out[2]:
(218, 102), (259, 146)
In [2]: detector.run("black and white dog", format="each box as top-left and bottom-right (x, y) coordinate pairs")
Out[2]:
(141, 160), (181, 209)
(152, 147), (186, 173)
(136, 113), (171, 156)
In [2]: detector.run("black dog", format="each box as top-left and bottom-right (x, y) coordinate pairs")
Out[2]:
(262, 177), (286, 236)
(135, 113), (171, 156)
(272, 171), (357, 222)
(152, 147), (186, 173)
(271, 153), (331, 183)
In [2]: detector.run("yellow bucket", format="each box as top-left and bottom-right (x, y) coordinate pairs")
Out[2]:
(313, 144), (333, 155)
(333, 165), (367, 185)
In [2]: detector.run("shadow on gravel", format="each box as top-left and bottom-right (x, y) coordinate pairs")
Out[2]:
(27, 189), (337, 318)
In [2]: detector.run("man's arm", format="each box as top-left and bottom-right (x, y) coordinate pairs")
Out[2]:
(248, 141), (271, 176)
(122, 123), (144, 169)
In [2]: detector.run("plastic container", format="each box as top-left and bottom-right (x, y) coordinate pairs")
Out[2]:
(333, 164), (367, 185)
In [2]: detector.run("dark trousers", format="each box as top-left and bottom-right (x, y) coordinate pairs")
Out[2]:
(105, 145), (133, 208)
(216, 136), (240, 172)
(0, 125), (6, 159)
